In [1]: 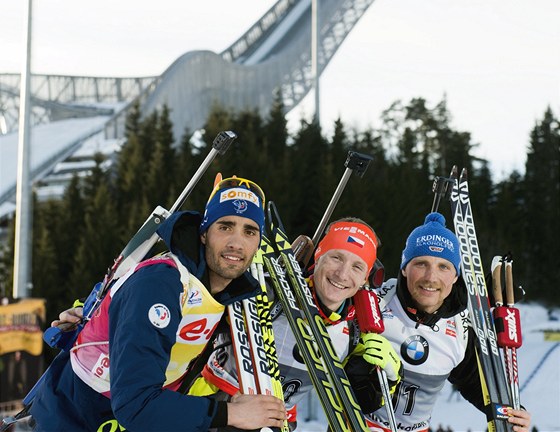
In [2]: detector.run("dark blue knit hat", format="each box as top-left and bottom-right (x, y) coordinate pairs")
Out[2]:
(400, 212), (461, 275)
(199, 177), (265, 236)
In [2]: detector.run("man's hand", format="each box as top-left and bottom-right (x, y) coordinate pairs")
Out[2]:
(361, 333), (403, 385)
(508, 408), (531, 432)
(51, 306), (83, 329)
(227, 393), (286, 430)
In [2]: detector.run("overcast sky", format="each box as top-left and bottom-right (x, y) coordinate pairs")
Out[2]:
(1, 0), (559, 180)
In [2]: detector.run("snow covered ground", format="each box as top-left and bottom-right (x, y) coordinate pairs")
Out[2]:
(4, 304), (558, 432)
(297, 303), (560, 432)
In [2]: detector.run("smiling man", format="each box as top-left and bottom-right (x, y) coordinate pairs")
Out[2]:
(198, 217), (405, 431)
(356, 212), (532, 432)
(30, 176), (286, 432)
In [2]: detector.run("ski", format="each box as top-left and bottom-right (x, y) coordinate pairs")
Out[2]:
(228, 256), (289, 432)
(261, 201), (369, 432)
(252, 252), (285, 404)
(492, 255), (522, 411)
(449, 167), (513, 432)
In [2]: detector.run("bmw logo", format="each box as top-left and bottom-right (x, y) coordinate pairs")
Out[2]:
(401, 335), (429, 365)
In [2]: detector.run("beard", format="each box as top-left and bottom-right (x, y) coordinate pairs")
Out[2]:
(205, 244), (248, 281)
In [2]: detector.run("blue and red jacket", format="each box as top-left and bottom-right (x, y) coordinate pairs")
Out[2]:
(30, 211), (260, 432)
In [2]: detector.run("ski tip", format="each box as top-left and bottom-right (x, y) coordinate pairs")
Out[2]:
(460, 167), (468, 180)
(450, 165), (458, 179)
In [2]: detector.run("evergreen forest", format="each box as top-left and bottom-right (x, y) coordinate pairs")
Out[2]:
(1, 96), (558, 344)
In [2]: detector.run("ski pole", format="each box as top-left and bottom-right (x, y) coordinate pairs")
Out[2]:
(354, 286), (398, 432)
(491, 254), (523, 410)
(312, 151), (372, 247)
(430, 173), (454, 212)
(504, 257), (522, 410)
(292, 150), (373, 269)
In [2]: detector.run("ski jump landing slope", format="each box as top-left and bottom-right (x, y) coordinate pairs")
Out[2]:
(0, 0), (375, 213)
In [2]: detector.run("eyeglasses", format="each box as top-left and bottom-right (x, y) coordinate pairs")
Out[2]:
(207, 176), (266, 208)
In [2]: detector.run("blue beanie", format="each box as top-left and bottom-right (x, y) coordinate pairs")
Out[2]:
(199, 181), (265, 236)
(400, 212), (461, 275)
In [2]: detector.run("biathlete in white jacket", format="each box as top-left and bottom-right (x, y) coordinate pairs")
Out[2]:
(195, 217), (404, 430)
(347, 212), (532, 432)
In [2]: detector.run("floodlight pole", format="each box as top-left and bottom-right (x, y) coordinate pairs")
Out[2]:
(311, 0), (320, 126)
(13, 0), (34, 299)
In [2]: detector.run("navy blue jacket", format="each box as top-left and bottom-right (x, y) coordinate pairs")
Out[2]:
(30, 211), (259, 431)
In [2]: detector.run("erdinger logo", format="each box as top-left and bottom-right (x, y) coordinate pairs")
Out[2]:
(232, 199), (248, 214)
(416, 234), (455, 252)
(401, 335), (429, 365)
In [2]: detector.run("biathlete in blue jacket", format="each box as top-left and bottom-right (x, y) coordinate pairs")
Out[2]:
(30, 176), (286, 432)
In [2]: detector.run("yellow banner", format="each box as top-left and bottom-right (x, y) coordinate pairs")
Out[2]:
(0, 298), (46, 356)
(544, 330), (560, 342)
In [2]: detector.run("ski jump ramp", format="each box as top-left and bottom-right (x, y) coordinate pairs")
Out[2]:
(0, 0), (375, 216)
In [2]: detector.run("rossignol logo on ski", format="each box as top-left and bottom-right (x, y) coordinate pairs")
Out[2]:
(230, 301), (255, 375)
(244, 297), (270, 376)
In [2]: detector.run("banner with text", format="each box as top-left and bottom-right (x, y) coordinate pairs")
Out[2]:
(0, 298), (46, 356)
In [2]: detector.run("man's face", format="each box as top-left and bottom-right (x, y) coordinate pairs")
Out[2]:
(313, 249), (369, 311)
(201, 215), (260, 294)
(402, 256), (459, 314)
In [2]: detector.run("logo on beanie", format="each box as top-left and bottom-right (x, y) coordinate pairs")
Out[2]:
(219, 187), (261, 207)
(232, 199), (248, 214)
(416, 235), (455, 253)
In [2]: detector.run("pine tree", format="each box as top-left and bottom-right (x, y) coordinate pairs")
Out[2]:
(523, 107), (560, 304)
(262, 92), (289, 211)
(31, 200), (63, 324)
(288, 119), (330, 237)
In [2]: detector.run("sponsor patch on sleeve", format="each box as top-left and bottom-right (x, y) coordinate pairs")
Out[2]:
(148, 303), (171, 329)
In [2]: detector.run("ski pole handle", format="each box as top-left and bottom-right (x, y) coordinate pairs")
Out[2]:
(311, 151), (372, 247)
(505, 259), (515, 307)
(431, 174), (454, 212)
(491, 256), (504, 307)
(291, 234), (314, 270)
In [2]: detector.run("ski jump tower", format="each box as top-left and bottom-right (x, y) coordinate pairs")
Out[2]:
(0, 0), (375, 213)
